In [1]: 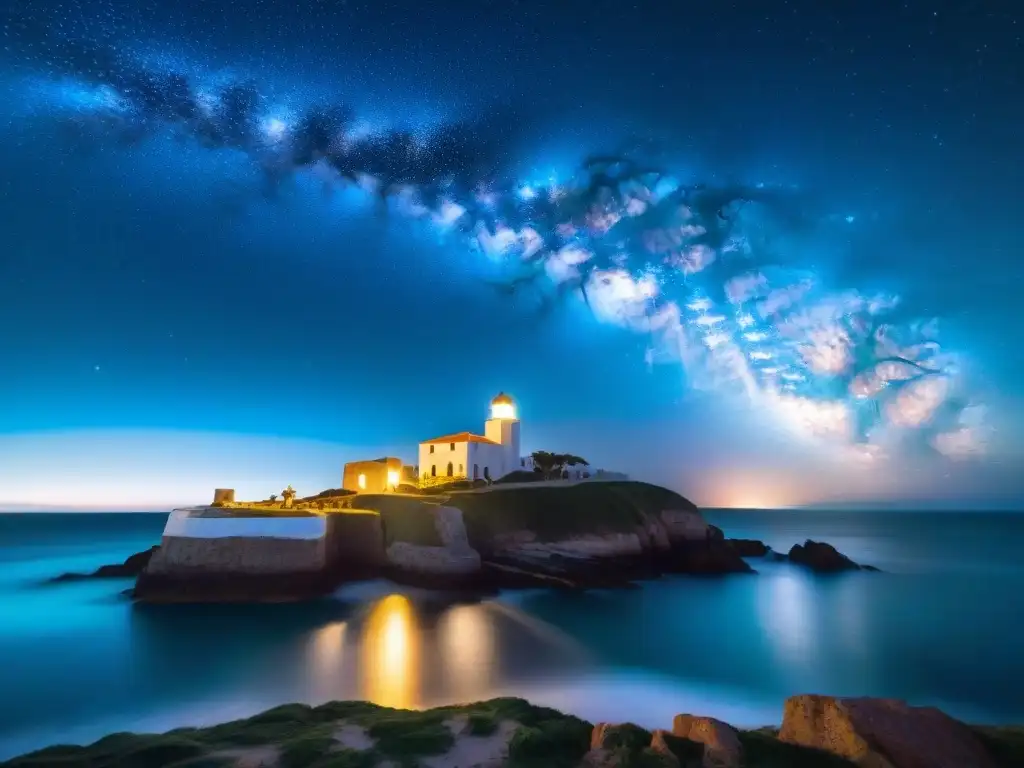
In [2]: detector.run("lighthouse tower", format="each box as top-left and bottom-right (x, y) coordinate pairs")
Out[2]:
(484, 392), (521, 478)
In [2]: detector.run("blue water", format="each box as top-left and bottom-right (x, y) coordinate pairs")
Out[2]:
(1, 509), (1023, 760)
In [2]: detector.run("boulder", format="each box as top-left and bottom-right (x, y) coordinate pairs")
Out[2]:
(660, 509), (713, 543)
(49, 546), (159, 582)
(672, 714), (743, 768)
(665, 540), (755, 575)
(779, 694), (997, 768)
(585, 723), (679, 768)
(727, 538), (770, 557)
(788, 540), (875, 572)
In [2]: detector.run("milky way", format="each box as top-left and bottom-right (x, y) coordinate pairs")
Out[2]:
(3, 29), (988, 462)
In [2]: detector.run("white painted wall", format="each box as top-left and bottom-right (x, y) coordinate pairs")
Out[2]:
(418, 440), (469, 480)
(163, 509), (327, 539)
(485, 417), (520, 479)
(467, 441), (507, 481)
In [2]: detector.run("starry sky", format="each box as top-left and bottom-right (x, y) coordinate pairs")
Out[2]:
(0, 0), (1022, 509)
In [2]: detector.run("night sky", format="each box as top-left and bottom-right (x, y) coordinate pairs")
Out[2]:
(0, 0), (1021, 509)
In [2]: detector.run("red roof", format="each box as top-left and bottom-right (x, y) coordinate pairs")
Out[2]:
(421, 431), (499, 446)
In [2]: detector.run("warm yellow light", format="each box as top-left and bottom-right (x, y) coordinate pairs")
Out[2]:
(357, 473), (367, 490)
(386, 470), (400, 487)
(491, 402), (516, 420)
(360, 594), (419, 710)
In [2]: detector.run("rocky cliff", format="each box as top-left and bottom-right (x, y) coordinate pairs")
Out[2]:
(126, 482), (872, 603)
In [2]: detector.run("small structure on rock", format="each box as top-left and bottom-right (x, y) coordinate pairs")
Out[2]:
(212, 488), (235, 505)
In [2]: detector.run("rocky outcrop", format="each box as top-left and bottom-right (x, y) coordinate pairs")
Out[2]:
(788, 540), (878, 573)
(383, 505), (487, 589)
(662, 538), (755, 575)
(672, 714), (743, 768)
(48, 546), (158, 582)
(727, 538), (771, 558)
(779, 694), (998, 768)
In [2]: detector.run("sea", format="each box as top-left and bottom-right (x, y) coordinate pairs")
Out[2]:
(1, 509), (1023, 760)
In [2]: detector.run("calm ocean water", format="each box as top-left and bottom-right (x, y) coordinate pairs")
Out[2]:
(1, 509), (1023, 759)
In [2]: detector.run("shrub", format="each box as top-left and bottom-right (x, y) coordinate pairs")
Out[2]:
(507, 718), (591, 768)
(466, 711), (500, 736)
(279, 734), (336, 768)
(366, 714), (455, 758)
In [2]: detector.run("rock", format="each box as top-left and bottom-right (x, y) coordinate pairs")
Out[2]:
(726, 538), (770, 557)
(665, 540), (755, 575)
(49, 546), (159, 582)
(788, 540), (875, 572)
(132, 568), (342, 603)
(585, 723), (679, 768)
(649, 730), (680, 761)
(779, 694), (997, 768)
(672, 715), (743, 768)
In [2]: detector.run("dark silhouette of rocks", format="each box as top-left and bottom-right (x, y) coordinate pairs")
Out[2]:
(47, 546), (159, 583)
(727, 538), (771, 557)
(787, 539), (878, 572)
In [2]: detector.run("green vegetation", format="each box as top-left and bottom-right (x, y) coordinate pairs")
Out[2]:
(445, 480), (696, 545)
(4, 698), (1022, 768)
(279, 733), (337, 768)
(349, 494), (443, 547)
(365, 712), (454, 759)
(466, 711), (500, 736)
(528, 450), (590, 479)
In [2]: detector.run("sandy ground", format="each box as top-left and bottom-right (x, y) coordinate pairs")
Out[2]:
(213, 716), (520, 768)
(422, 716), (520, 768)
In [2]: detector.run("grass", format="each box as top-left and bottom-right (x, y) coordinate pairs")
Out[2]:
(444, 480), (696, 546)
(4, 698), (1021, 768)
(347, 494), (443, 547)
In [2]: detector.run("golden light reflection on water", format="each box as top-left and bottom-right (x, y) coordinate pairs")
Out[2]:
(439, 604), (497, 700)
(360, 594), (421, 709)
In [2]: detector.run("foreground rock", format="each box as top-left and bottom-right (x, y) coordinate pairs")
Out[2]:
(780, 694), (999, 768)
(48, 546), (159, 582)
(7, 695), (1019, 768)
(788, 540), (879, 573)
(727, 538), (771, 558)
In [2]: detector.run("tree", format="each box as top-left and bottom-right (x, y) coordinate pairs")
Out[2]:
(530, 451), (589, 479)
(530, 450), (559, 478)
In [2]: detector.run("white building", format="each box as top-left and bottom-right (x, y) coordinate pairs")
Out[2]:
(418, 393), (521, 483)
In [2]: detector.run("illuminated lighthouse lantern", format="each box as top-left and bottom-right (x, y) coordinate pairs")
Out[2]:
(417, 392), (522, 484)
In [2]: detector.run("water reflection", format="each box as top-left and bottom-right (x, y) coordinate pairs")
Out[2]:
(757, 569), (816, 665)
(360, 594), (420, 709)
(439, 604), (497, 701)
(307, 621), (347, 701)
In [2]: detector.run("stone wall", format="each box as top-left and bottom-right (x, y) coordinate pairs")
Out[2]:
(147, 533), (328, 575)
(324, 510), (387, 571)
(383, 504), (483, 580)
